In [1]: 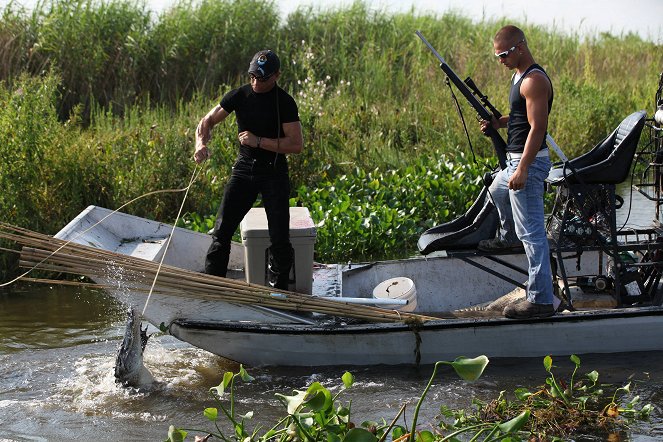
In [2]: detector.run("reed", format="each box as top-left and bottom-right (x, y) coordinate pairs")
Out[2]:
(0, 222), (436, 323)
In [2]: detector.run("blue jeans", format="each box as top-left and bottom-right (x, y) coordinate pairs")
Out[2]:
(488, 155), (553, 304)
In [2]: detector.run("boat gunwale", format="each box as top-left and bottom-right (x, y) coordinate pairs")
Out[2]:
(171, 305), (663, 335)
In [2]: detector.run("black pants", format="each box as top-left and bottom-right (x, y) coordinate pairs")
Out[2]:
(205, 155), (293, 289)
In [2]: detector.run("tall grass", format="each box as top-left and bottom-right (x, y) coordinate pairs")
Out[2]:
(0, 0), (661, 275)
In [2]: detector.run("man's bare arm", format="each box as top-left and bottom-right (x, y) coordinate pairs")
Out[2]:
(507, 72), (551, 189)
(238, 120), (303, 154)
(194, 105), (229, 163)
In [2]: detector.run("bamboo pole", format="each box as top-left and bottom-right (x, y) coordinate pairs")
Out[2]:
(1, 223), (436, 323)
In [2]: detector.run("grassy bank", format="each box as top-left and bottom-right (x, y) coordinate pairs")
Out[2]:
(1, 0), (661, 277)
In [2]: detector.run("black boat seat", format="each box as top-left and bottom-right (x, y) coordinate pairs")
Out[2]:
(417, 185), (498, 254)
(546, 110), (647, 185)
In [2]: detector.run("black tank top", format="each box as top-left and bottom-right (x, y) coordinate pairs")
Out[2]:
(506, 64), (553, 153)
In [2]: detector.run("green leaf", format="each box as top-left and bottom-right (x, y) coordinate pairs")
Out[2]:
(210, 371), (234, 396)
(342, 372), (355, 388)
(239, 365), (255, 382)
(586, 370), (599, 384)
(514, 387), (532, 401)
(498, 409), (530, 434)
(391, 426), (406, 440)
(342, 428), (378, 442)
(415, 430), (435, 442)
(305, 382), (333, 411)
(570, 354), (581, 366)
(543, 355), (553, 372)
(203, 407), (218, 421)
(449, 355), (489, 381)
(167, 425), (187, 442)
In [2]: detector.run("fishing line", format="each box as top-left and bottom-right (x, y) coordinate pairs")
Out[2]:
(1, 164), (205, 289)
(141, 164), (201, 317)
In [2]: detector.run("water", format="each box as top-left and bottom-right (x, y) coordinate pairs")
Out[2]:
(1, 186), (662, 441)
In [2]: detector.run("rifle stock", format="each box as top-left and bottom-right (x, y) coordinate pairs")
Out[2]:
(416, 30), (507, 169)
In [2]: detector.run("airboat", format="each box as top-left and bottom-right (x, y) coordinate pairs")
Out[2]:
(6, 73), (663, 367)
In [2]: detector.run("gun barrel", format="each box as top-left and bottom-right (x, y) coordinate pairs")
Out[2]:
(416, 30), (507, 169)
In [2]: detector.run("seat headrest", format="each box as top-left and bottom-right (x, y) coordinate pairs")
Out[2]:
(614, 110), (647, 147)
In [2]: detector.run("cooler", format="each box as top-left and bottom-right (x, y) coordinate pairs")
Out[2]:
(240, 207), (317, 294)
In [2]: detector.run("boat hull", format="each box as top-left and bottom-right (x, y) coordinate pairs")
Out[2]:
(52, 205), (663, 367)
(170, 308), (663, 366)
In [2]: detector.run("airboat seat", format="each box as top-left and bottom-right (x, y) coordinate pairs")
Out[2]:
(417, 185), (498, 254)
(545, 110), (648, 307)
(546, 110), (647, 185)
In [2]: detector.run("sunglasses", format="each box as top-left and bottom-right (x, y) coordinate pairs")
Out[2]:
(495, 40), (524, 59)
(249, 73), (274, 82)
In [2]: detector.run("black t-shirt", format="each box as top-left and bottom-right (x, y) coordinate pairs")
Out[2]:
(220, 84), (300, 162)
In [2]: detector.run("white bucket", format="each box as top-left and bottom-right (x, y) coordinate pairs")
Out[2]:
(372, 277), (417, 312)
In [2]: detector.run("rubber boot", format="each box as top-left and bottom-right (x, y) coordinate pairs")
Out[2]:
(268, 247), (293, 291)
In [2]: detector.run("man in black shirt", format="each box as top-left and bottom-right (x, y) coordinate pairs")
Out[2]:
(194, 50), (303, 290)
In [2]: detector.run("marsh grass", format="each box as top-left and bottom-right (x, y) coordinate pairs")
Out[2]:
(0, 0), (661, 275)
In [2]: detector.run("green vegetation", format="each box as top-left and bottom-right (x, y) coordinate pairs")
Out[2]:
(439, 354), (653, 440)
(166, 355), (651, 441)
(290, 157), (483, 261)
(1, 0), (661, 277)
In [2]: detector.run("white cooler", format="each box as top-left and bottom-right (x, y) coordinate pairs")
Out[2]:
(240, 207), (317, 294)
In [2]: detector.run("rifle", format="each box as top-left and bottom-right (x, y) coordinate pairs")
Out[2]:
(416, 30), (507, 169)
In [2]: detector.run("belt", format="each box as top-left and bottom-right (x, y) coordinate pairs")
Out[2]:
(239, 153), (283, 166)
(506, 149), (549, 160)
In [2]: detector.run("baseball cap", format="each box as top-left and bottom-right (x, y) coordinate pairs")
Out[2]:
(248, 50), (280, 79)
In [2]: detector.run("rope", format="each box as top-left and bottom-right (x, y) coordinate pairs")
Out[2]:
(0, 164), (204, 289)
(142, 164), (200, 316)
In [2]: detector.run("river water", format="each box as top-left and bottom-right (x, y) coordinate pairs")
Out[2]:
(1, 185), (662, 441)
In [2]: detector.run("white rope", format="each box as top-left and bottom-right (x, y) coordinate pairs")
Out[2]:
(141, 165), (200, 316)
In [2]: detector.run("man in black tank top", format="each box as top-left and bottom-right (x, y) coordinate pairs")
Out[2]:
(478, 25), (555, 319)
(194, 50), (303, 290)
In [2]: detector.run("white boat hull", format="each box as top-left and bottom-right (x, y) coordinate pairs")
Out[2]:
(170, 309), (663, 366)
(54, 206), (663, 367)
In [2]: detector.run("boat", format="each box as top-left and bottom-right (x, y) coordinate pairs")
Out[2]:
(7, 74), (663, 367)
(40, 195), (663, 367)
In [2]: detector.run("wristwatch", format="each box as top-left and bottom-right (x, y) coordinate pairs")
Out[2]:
(257, 137), (262, 148)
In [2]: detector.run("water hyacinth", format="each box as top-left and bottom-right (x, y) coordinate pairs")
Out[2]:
(293, 153), (484, 262)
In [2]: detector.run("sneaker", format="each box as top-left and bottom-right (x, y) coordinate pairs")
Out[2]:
(477, 237), (524, 252)
(503, 299), (555, 319)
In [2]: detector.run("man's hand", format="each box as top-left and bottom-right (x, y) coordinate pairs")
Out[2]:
(508, 167), (528, 190)
(193, 105), (229, 163)
(194, 144), (209, 164)
(238, 131), (258, 147)
(480, 115), (507, 135)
